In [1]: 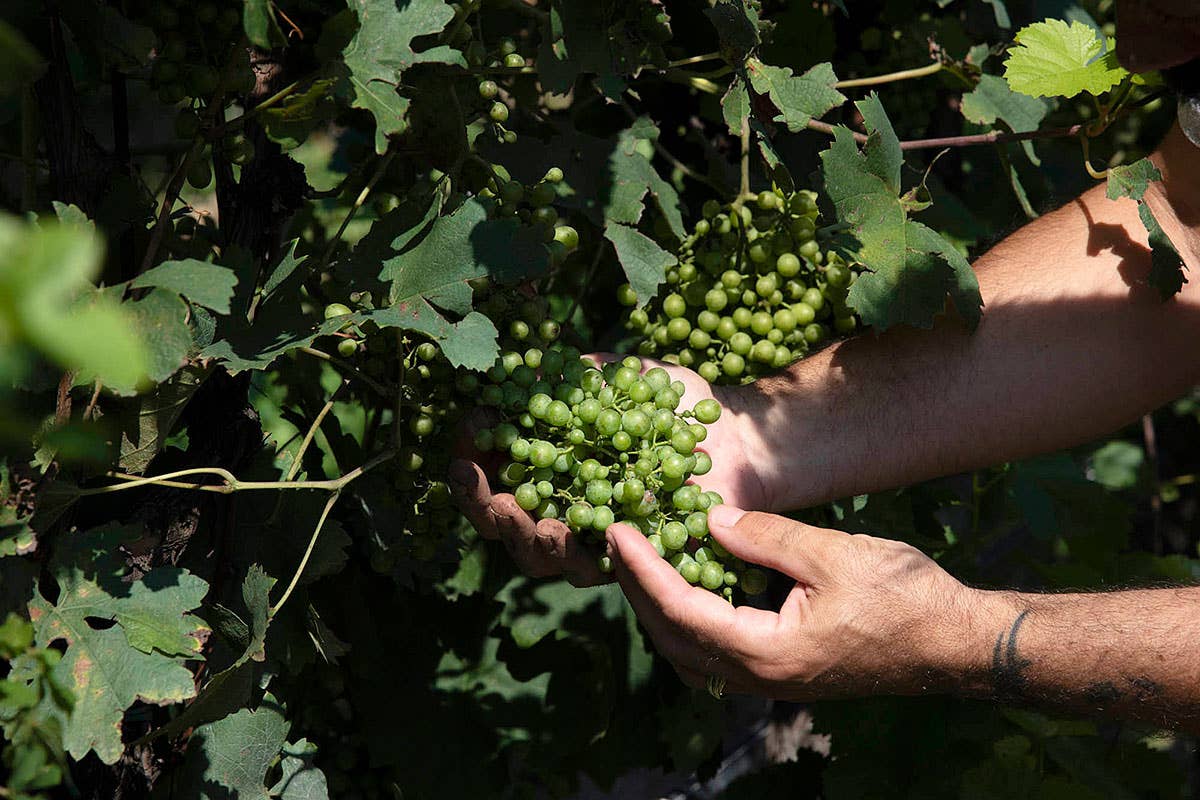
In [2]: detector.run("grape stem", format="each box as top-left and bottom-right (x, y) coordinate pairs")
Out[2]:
(834, 62), (943, 88)
(313, 146), (398, 274)
(299, 346), (393, 399)
(270, 488), (340, 617)
(284, 382), (345, 482)
(77, 448), (397, 496)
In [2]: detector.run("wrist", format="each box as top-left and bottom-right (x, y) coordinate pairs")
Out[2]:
(715, 366), (840, 512)
(921, 586), (1025, 698)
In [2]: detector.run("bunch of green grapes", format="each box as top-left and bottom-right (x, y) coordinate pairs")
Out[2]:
(131, 0), (259, 190)
(468, 161), (579, 267)
(464, 36), (534, 145)
(472, 346), (767, 598)
(620, 189), (862, 384)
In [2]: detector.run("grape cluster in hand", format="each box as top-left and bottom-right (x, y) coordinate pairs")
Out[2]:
(473, 347), (767, 599)
(621, 189), (863, 384)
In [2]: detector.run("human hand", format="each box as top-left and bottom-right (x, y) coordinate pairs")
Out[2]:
(605, 505), (989, 699)
(448, 356), (770, 586)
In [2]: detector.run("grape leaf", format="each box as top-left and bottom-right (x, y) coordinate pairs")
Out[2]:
(604, 223), (677, 310)
(365, 306), (500, 371)
(961, 74), (1049, 164)
(175, 698), (290, 800)
(533, 1), (660, 97)
(158, 566), (273, 739)
(1003, 19), (1127, 99)
(1105, 158), (1162, 203)
(721, 77), (751, 136)
(820, 94), (982, 330)
(28, 527), (208, 764)
(243, 0), (285, 49)
(746, 59), (845, 133)
(1105, 159), (1187, 297)
(106, 289), (192, 395)
(259, 78), (340, 151)
(131, 259), (239, 314)
(271, 739), (330, 800)
(378, 199), (549, 316)
(703, 0), (760, 66)
(116, 364), (209, 474)
(342, 0), (464, 153)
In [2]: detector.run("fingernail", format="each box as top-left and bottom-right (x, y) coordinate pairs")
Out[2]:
(708, 504), (746, 532)
(448, 460), (475, 490)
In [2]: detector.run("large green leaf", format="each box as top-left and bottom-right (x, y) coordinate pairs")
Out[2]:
(176, 697), (290, 799)
(106, 289), (192, 395)
(1003, 19), (1127, 99)
(342, 0), (465, 153)
(159, 566), (274, 739)
(819, 95), (982, 330)
(131, 260), (239, 315)
(27, 527), (208, 763)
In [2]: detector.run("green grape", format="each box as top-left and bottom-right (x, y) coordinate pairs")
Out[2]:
(515, 483), (540, 510)
(478, 79), (498, 99)
(503, 52), (525, 68)
(489, 102), (509, 123)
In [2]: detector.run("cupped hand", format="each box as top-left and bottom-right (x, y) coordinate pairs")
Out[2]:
(605, 504), (985, 699)
(448, 355), (770, 586)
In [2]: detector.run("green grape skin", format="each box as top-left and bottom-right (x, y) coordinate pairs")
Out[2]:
(324, 302), (352, 319)
(693, 399), (721, 424)
(515, 483), (540, 511)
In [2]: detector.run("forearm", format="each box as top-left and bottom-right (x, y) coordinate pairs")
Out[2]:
(951, 587), (1200, 732)
(732, 126), (1200, 512)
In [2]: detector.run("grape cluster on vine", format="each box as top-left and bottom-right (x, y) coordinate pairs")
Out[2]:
(473, 346), (766, 598)
(621, 189), (863, 384)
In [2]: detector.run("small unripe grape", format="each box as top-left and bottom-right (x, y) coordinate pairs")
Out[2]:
(616, 283), (639, 307)
(478, 79), (498, 99)
(337, 338), (358, 357)
(503, 52), (525, 68)
(543, 166), (564, 183)
(554, 225), (579, 251)
(324, 302), (352, 319)
(489, 102), (509, 123)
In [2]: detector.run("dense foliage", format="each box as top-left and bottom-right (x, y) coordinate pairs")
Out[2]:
(0, 0), (1196, 798)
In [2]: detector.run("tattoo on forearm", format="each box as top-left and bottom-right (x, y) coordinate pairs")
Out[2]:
(991, 610), (1032, 700)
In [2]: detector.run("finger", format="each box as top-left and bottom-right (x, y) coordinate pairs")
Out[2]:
(448, 460), (500, 540)
(606, 523), (751, 667)
(707, 505), (848, 585)
(492, 495), (558, 578)
(533, 517), (612, 587)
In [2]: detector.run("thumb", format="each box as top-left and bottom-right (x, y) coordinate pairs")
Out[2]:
(707, 505), (848, 584)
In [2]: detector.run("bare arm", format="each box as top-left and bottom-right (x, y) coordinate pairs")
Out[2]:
(965, 587), (1200, 730)
(605, 507), (1200, 733)
(730, 125), (1200, 512)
